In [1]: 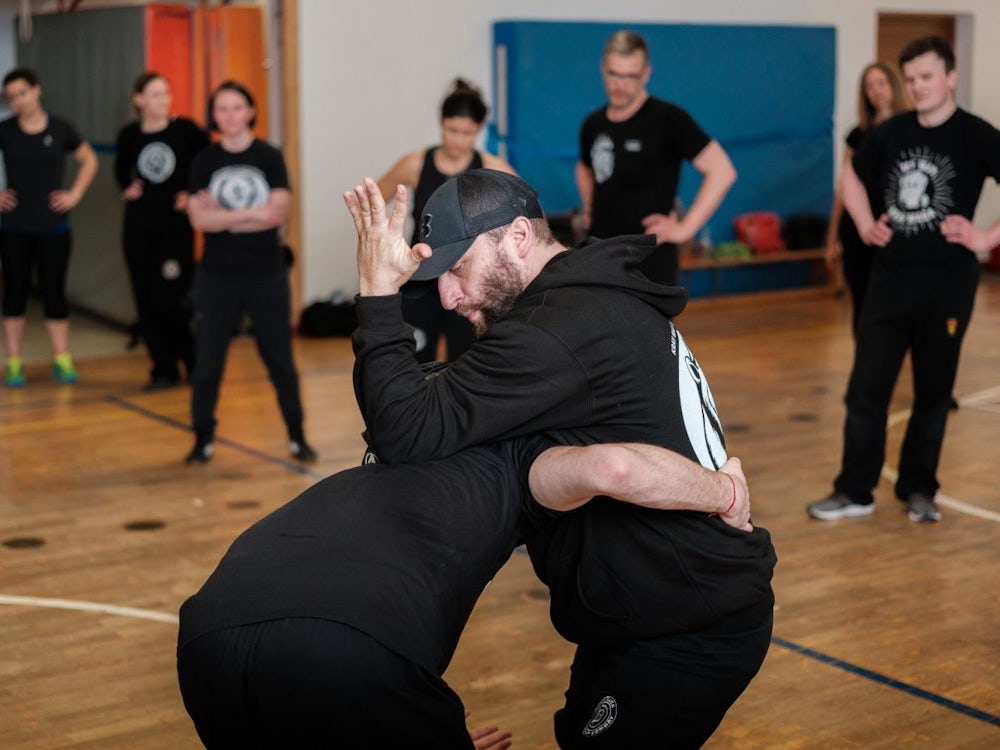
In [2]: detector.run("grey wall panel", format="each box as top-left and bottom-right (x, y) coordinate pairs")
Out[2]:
(17, 8), (145, 142)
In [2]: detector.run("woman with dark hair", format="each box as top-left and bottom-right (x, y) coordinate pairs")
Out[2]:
(0, 67), (98, 387)
(825, 62), (908, 333)
(375, 79), (516, 363)
(115, 72), (208, 391)
(184, 80), (315, 465)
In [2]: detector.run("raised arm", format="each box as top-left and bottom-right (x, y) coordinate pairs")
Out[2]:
(642, 140), (736, 244)
(481, 152), (518, 176)
(575, 161), (595, 231)
(824, 147), (853, 272)
(375, 150), (421, 201)
(529, 443), (751, 530)
(842, 161), (892, 247)
(49, 141), (98, 213)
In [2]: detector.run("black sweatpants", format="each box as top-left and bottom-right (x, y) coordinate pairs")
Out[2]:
(840, 238), (874, 336)
(0, 229), (72, 318)
(123, 223), (194, 381)
(190, 266), (304, 440)
(835, 257), (979, 503)
(177, 618), (474, 749)
(554, 614), (773, 749)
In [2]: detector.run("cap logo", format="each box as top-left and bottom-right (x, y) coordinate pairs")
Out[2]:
(420, 212), (433, 240)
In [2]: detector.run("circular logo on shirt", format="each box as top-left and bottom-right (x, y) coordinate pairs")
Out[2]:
(884, 146), (955, 237)
(591, 133), (615, 184)
(137, 142), (176, 184)
(207, 165), (270, 210)
(582, 696), (618, 737)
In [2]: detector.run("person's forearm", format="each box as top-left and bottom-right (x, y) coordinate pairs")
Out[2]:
(352, 298), (591, 463)
(188, 204), (254, 232)
(530, 443), (732, 513)
(68, 148), (99, 202)
(979, 219), (1000, 252)
(575, 162), (594, 220)
(680, 144), (736, 239)
(841, 164), (876, 232)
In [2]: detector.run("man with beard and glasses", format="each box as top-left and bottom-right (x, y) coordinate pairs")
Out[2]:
(576, 29), (736, 285)
(343, 169), (775, 749)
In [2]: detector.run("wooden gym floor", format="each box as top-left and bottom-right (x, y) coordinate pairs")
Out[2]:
(2, 277), (998, 749)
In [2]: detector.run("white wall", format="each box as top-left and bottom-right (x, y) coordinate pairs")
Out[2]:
(298, 0), (1000, 301)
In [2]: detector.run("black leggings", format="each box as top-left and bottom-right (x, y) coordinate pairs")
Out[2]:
(177, 618), (474, 749)
(123, 224), (194, 380)
(1, 229), (72, 318)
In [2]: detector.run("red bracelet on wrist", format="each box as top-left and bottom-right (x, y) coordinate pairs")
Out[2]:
(723, 474), (737, 515)
(709, 474), (738, 518)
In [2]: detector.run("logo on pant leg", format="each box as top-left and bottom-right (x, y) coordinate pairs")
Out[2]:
(582, 695), (618, 737)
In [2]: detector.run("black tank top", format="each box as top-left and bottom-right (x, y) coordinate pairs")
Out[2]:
(410, 147), (484, 244)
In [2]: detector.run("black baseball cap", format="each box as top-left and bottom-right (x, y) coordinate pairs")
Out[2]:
(410, 168), (544, 281)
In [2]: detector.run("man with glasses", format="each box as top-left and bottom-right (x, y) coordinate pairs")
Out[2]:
(576, 29), (736, 284)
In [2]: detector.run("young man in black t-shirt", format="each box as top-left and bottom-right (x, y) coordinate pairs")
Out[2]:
(576, 30), (736, 284)
(808, 36), (1000, 523)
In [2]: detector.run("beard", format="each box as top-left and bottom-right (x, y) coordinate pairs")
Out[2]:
(461, 250), (525, 337)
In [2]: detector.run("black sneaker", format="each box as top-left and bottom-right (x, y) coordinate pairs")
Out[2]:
(143, 376), (182, 393)
(289, 439), (317, 463)
(185, 438), (214, 464)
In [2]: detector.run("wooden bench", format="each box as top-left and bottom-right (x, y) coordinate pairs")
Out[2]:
(679, 248), (829, 296)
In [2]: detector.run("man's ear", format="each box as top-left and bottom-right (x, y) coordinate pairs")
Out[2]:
(508, 216), (534, 259)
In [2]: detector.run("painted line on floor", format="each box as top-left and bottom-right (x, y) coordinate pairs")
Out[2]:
(4, 593), (998, 730)
(880, 466), (1000, 522)
(771, 636), (1000, 728)
(0, 594), (179, 624)
(104, 395), (325, 479)
(883, 384), (1000, 522)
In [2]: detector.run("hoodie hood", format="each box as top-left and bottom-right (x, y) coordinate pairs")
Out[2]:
(525, 234), (689, 319)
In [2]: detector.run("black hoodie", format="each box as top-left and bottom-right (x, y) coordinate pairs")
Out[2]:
(353, 234), (775, 645)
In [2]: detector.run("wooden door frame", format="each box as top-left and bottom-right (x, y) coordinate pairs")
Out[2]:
(281, 0), (303, 320)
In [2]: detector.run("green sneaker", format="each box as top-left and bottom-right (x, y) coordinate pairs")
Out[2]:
(5, 358), (26, 387)
(52, 353), (79, 384)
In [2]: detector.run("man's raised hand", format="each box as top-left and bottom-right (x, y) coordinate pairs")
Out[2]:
(344, 178), (431, 296)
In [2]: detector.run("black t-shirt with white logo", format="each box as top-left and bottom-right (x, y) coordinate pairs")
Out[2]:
(853, 109), (1000, 266)
(189, 138), (289, 276)
(0, 114), (83, 234)
(115, 117), (208, 232)
(580, 96), (710, 240)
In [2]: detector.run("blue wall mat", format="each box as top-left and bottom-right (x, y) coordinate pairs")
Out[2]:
(491, 21), (835, 242)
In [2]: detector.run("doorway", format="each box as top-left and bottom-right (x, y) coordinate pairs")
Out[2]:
(877, 12), (972, 107)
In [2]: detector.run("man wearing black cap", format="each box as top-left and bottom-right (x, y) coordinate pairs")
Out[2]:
(344, 169), (775, 749)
